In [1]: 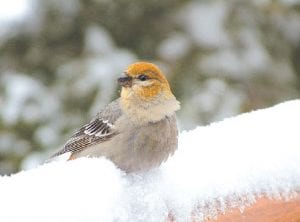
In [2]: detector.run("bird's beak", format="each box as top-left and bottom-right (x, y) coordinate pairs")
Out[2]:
(118, 75), (132, 88)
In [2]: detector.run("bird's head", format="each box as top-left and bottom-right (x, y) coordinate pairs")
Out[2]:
(118, 62), (180, 123)
(118, 62), (174, 101)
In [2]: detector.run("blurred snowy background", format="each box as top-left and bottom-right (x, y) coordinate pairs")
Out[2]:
(0, 0), (300, 174)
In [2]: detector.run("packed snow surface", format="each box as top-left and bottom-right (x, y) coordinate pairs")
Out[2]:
(0, 100), (300, 222)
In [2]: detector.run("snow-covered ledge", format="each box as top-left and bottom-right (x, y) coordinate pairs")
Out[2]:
(0, 100), (299, 222)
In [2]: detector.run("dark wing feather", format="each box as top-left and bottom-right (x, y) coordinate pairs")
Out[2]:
(51, 99), (122, 157)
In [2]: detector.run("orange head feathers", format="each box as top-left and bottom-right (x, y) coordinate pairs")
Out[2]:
(118, 61), (180, 123)
(118, 62), (173, 101)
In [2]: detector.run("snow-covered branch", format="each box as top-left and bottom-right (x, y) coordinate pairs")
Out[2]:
(0, 100), (300, 222)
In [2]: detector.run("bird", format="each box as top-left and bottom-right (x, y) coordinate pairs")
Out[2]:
(52, 62), (180, 172)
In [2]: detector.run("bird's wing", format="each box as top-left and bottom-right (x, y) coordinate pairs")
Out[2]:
(51, 99), (122, 157)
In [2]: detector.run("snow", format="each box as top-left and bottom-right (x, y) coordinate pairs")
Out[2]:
(85, 25), (115, 55)
(181, 1), (229, 48)
(0, 0), (31, 23)
(0, 0), (32, 40)
(157, 33), (191, 61)
(0, 100), (300, 222)
(56, 25), (136, 115)
(180, 79), (245, 128)
(0, 72), (59, 125)
(199, 29), (271, 79)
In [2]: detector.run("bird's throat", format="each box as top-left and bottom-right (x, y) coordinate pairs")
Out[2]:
(120, 95), (180, 124)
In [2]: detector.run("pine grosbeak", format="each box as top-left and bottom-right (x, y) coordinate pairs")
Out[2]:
(52, 62), (180, 172)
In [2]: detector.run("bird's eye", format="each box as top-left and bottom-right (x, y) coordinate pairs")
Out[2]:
(137, 74), (149, 81)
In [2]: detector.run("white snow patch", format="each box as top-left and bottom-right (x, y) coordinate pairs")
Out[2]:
(85, 25), (115, 55)
(199, 29), (271, 79)
(0, 100), (300, 222)
(181, 1), (229, 48)
(157, 33), (191, 61)
(0, 72), (59, 125)
(180, 79), (245, 128)
(0, 0), (31, 23)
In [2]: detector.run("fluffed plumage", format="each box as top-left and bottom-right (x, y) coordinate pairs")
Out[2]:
(52, 62), (180, 172)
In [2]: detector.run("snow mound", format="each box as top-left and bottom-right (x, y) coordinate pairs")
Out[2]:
(0, 100), (300, 222)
